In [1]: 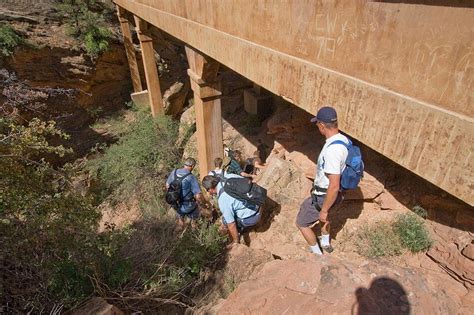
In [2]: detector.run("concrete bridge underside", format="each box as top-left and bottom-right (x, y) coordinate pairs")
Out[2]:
(114, 0), (473, 206)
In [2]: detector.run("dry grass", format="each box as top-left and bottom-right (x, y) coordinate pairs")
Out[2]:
(356, 214), (433, 258)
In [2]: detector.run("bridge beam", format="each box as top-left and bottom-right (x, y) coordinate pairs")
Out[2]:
(116, 6), (142, 93)
(185, 46), (223, 178)
(134, 16), (163, 117)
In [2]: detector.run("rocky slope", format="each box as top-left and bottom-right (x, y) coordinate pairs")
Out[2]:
(180, 84), (473, 313)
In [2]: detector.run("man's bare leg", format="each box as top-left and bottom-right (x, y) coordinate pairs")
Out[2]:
(298, 226), (323, 255)
(176, 216), (186, 233)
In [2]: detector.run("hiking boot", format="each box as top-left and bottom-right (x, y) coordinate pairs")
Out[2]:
(321, 244), (334, 253)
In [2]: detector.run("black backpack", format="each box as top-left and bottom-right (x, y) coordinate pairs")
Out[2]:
(211, 170), (226, 181)
(165, 170), (192, 208)
(220, 177), (267, 207)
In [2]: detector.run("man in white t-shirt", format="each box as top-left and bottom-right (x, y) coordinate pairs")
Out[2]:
(296, 106), (348, 255)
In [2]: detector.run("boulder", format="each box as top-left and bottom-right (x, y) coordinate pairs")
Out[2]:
(285, 148), (317, 179)
(247, 156), (314, 258)
(257, 156), (312, 206)
(225, 244), (274, 282)
(164, 81), (190, 117)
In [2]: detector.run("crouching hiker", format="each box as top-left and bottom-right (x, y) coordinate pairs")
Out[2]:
(166, 157), (205, 229)
(243, 150), (266, 176)
(224, 150), (255, 179)
(202, 174), (266, 247)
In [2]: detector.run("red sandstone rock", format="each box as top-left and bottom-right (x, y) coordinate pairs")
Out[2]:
(345, 173), (385, 201)
(214, 256), (463, 314)
(427, 223), (474, 290)
(462, 243), (474, 260)
(375, 190), (411, 211)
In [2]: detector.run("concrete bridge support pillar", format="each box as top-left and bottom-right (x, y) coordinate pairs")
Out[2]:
(244, 83), (273, 121)
(134, 16), (163, 117)
(116, 6), (142, 93)
(185, 46), (223, 178)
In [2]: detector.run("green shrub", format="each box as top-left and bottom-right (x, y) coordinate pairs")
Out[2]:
(356, 222), (402, 257)
(96, 219), (226, 308)
(86, 105), (104, 119)
(88, 111), (180, 205)
(394, 213), (433, 253)
(0, 117), (102, 310)
(412, 205), (428, 219)
(1, 99), (225, 311)
(55, 0), (111, 58)
(174, 221), (226, 275)
(0, 25), (23, 56)
(356, 213), (433, 258)
(84, 25), (110, 58)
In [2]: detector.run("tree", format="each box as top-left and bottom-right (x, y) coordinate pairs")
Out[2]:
(55, 0), (112, 58)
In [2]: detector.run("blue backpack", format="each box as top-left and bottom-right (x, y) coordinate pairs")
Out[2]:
(328, 139), (364, 190)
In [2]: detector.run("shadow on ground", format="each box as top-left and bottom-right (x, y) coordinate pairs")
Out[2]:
(353, 277), (411, 315)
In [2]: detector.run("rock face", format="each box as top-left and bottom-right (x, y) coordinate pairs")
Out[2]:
(427, 222), (474, 290)
(164, 81), (190, 117)
(1, 1), (135, 161)
(248, 156), (313, 259)
(196, 244), (274, 314)
(213, 256), (468, 314)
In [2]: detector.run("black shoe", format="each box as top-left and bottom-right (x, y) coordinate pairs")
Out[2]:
(321, 245), (334, 253)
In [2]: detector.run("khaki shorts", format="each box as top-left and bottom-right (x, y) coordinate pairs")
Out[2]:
(296, 193), (343, 227)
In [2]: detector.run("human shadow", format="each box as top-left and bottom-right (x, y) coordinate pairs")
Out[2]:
(328, 188), (365, 240)
(352, 277), (410, 315)
(256, 196), (282, 233)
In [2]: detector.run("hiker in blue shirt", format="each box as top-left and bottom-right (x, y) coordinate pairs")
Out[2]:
(166, 157), (204, 228)
(202, 174), (261, 246)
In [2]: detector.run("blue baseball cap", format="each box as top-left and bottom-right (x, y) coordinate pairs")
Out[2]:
(310, 106), (338, 123)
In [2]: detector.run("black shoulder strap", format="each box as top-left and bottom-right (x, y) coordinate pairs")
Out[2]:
(217, 178), (227, 200)
(175, 170), (192, 182)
